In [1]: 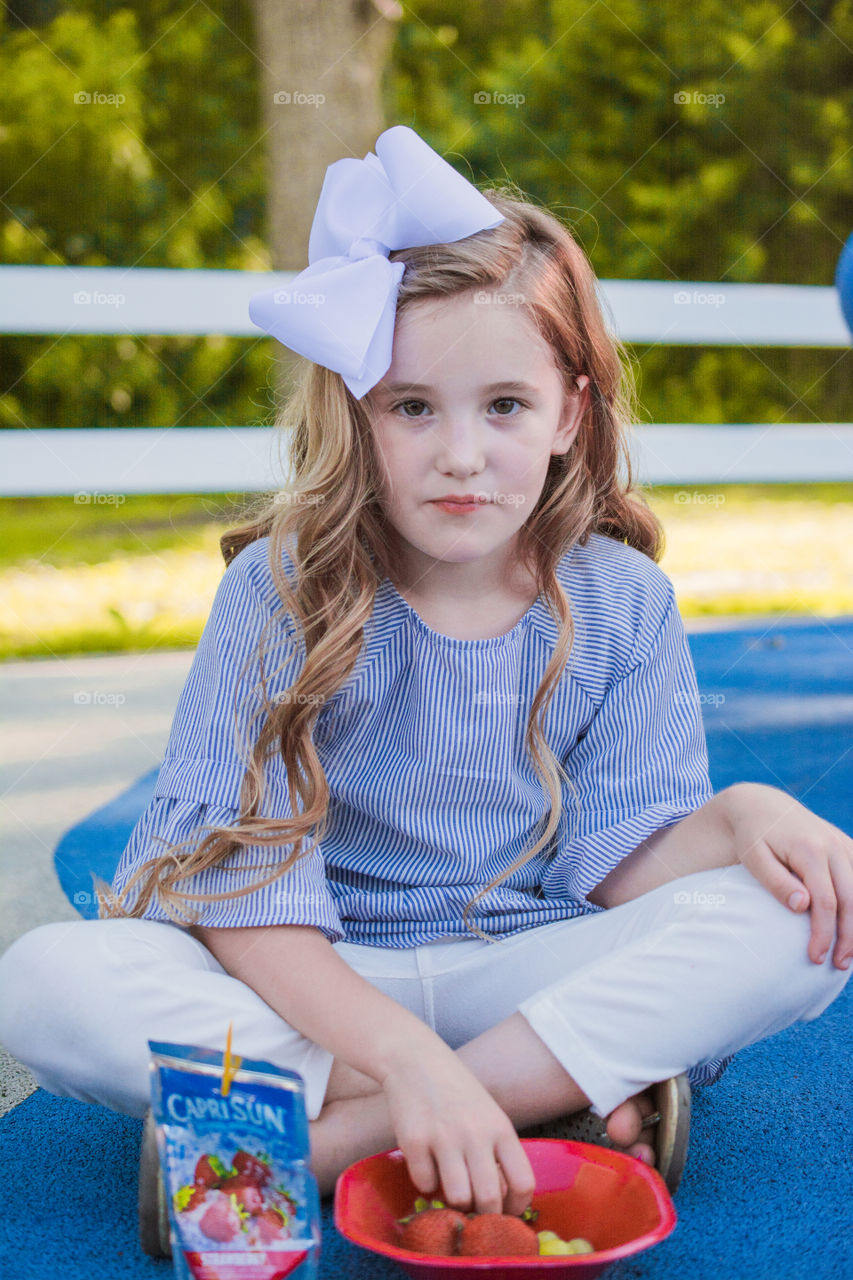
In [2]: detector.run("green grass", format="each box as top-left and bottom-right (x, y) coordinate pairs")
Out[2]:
(0, 491), (255, 568)
(648, 482), (853, 619)
(650, 481), (853, 510)
(2, 484), (852, 660)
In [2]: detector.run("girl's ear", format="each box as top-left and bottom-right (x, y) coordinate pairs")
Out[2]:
(553, 374), (591, 455)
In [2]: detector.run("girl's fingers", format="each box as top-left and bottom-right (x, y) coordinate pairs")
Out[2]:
(433, 1146), (474, 1214)
(738, 821), (853, 968)
(828, 848), (853, 968)
(740, 844), (832, 964)
(799, 862), (838, 965)
(495, 1132), (537, 1218)
(740, 841), (811, 916)
(740, 840), (828, 958)
(403, 1140), (439, 1199)
(463, 1143), (505, 1216)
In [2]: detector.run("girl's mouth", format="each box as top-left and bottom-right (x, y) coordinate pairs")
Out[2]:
(430, 497), (491, 514)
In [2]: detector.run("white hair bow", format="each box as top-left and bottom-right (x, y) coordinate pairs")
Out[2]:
(248, 125), (505, 399)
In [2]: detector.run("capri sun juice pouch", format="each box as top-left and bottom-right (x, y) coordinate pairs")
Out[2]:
(149, 1039), (321, 1280)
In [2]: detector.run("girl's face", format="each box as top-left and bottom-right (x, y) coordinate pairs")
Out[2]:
(366, 290), (590, 589)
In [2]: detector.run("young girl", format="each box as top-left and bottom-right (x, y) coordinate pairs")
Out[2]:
(1, 126), (850, 1227)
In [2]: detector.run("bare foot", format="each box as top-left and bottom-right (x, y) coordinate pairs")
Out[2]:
(603, 1087), (660, 1167)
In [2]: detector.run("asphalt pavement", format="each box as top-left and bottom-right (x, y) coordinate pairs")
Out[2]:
(0, 648), (194, 1116)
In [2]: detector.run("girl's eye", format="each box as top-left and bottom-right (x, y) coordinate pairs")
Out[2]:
(394, 399), (430, 418)
(390, 397), (526, 419)
(491, 397), (523, 415)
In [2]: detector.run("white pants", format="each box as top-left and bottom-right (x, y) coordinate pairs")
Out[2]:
(0, 863), (847, 1124)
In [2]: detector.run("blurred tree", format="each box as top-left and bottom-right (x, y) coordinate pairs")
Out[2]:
(1, 0), (851, 435)
(5, 2), (62, 26)
(0, 1), (272, 430)
(386, 0), (853, 425)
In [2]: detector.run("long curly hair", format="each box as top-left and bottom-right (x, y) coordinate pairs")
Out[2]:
(95, 184), (664, 941)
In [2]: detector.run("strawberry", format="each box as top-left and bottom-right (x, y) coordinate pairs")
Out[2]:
(457, 1213), (539, 1257)
(194, 1154), (223, 1189)
(184, 1184), (208, 1212)
(199, 1195), (242, 1243)
(232, 1150), (273, 1187)
(267, 1186), (296, 1217)
(255, 1207), (286, 1244)
(219, 1175), (265, 1216)
(398, 1207), (467, 1256)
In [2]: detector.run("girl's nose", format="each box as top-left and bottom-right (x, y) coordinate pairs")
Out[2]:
(435, 423), (487, 470)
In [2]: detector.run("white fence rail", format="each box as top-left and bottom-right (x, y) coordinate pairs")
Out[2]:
(3, 266), (848, 344)
(3, 424), (853, 496)
(1, 267), (850, 493)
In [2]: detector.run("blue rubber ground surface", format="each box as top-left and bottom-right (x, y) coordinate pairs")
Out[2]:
(5, 616), (853, 1278)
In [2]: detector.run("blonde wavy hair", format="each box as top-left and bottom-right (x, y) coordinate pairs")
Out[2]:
(96, 184), (664, 941)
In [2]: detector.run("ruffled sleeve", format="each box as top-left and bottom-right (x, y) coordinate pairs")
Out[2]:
(108, 541), (346, 940)
(541, 584), (715, 906)
(111, 797), (345, 941)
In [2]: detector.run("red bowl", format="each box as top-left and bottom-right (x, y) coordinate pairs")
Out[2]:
(334, 1138), (676, 1280)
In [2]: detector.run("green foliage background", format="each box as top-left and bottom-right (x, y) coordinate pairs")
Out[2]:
(1, 0), (852, 433)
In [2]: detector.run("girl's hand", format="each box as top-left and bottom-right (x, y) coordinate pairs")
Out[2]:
(380, 1047), (536, 1217)
(725, 783), (853, 970)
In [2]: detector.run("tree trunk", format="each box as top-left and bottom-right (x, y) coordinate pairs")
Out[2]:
(248, 0), (401, 271)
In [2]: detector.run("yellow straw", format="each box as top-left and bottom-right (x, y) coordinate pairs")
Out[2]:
(220, 1019), (242, 1097)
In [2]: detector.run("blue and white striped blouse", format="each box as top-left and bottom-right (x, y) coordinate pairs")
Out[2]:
(111, 531), (716, 948)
